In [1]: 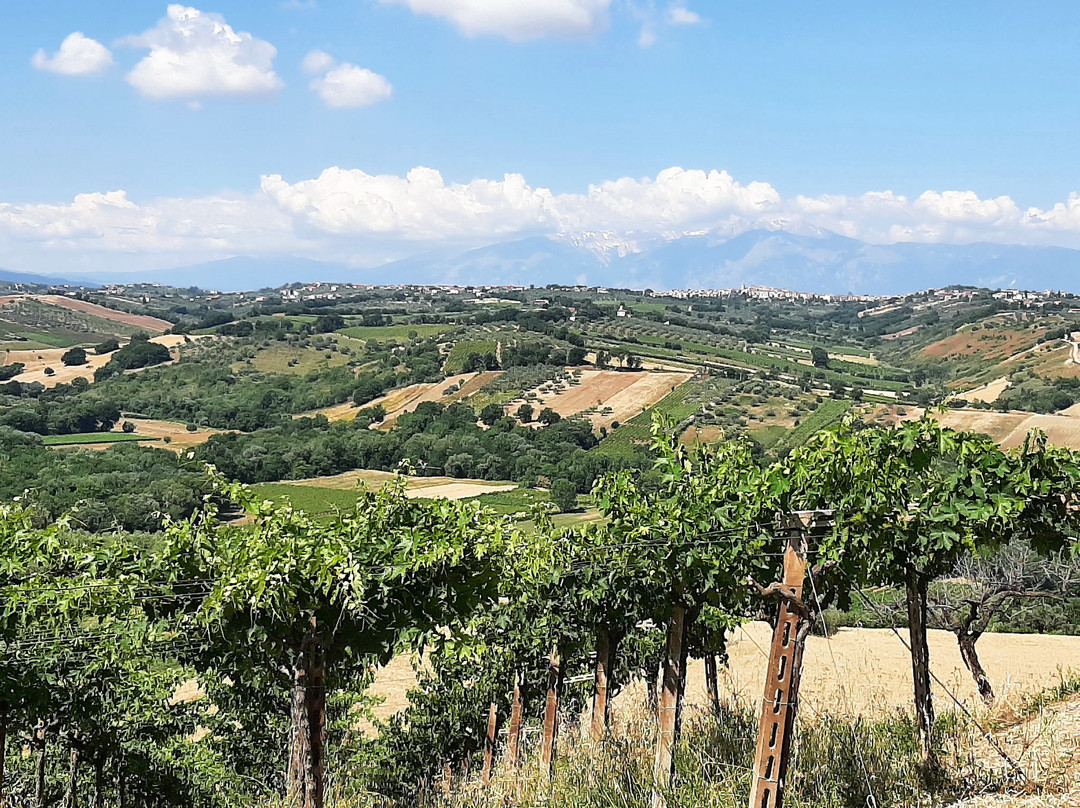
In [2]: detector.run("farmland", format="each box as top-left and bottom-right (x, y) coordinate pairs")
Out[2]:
(4, 281), (1080, 807)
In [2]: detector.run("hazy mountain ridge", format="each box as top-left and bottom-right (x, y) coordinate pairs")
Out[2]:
(25, 230), (1080, 293)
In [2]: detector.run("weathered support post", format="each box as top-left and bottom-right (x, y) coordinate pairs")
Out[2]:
(591, 628), (611, 740)
(651, 602), (686, 808)
(481, 702), (498, 784)
(507, 672), (524, 767)
(748, 514), (810, 808)
(539, 648), (563, 779)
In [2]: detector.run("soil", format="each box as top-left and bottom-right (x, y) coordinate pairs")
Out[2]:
(510, 369), (691, 429)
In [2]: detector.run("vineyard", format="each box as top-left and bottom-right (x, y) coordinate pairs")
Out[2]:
(3, 414), (1080, 808)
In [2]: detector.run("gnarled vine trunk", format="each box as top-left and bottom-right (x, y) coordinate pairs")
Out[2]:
(906, 577), (936, 764)
(91, 758), (103, 808)
(704, 654), (719, 715)
(591, 627), (620, 740)
(35, 732), (47, 808)
(62, 747), (79, 808)
(957, 633), (994, 703)
(287, 636), (327, 808)
(507, 673), (524, 767)
(651, 602), (686, 808)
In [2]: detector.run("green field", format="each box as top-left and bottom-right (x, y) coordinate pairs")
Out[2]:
(595, 379), (704, 457)
(338, 323), (452, 341)
(42, 433), (157, 446)
(443, 339), (499, 373)
(250, 483), (368, 515)
(774, 399), (852, 450)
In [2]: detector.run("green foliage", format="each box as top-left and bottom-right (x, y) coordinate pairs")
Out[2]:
(549, 478), (578, 512)
(61, 346), (88, 366)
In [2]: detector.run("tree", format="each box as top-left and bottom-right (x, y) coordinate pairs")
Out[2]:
(595, 416), (779, 796)
(783, 418), (1080, 762)
(60, 348), (87, 367)
(595, 350), (611, 369)
(811, 346), (829, 368)
(516, 403), (534, 423)
(537, 407), (561, 425)
(94, 339), (120, 355)
(479, 403), (504, 426)
(930, 541), (1075, 702)
(158, 477), (509, 808)
(122, 421), (136, 433)
(549, 479), (577, 513)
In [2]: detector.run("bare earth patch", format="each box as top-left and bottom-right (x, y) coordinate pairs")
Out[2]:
(510, 369), (691, 429)
(957, 376), (1011, 403)
(290, 469), (515, 500)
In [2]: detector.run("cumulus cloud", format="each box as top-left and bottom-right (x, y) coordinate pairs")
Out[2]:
(31, 32), (114, 75)
(261, 167), (555, 236)
(665, 4), (702, 25)
(311, 64), (392, 108)
(379, 0), (611, 40)
(9, 166), (1080, 274)
(301, 49), (336, 75)
(121, 5), (283, 100)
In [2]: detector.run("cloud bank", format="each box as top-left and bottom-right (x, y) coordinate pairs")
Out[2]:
(6, 166), (1080, 273)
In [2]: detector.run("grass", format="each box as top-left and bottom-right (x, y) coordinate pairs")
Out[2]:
(465, 487), (552, 515)
(251, 483), (367, 515)
(409, 698), (997, 808)
(338, 323), (452, 341)
(443, 339), (498, 373)
(774, 399), (852, 450)
(42, 432), (156, 446)
(240, 344), (352, 375)
(595, 379), (703, 457)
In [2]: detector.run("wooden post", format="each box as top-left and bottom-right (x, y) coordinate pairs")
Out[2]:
(651, 602), (686, 808)
(507, 673), (524, 767)
(481, 702), (498, 784)
(749, 515), (809, 808)
(539, 648), (563, 778)
(591, 627), (611, 741)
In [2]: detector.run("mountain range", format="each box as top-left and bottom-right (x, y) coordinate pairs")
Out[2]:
(10, 230), (1080, 294)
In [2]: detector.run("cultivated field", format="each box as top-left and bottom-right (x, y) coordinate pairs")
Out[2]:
(0, 294), (172, 332)
(957, 376), (1011, 403)
(365, 624), (1080, 729)
(879, 405), (1080, 451)
(3, 335), (210, 388)
(286, 468), (516, 500)
(510, 369), (692, 429)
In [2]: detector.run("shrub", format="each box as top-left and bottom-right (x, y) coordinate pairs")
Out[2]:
(61, 347), (88, 366)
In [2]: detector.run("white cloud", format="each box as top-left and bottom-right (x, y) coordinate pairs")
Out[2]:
(10, 166), (1080, 275)
(310, 64), (392, 108)
(301, 49), (336, 75)
(31, 32), (114, 75)
(261, 167), (555, 236)
(665, 5), (701, 25)
(379, 0), (611, 40)
(122, 5), (283, 100)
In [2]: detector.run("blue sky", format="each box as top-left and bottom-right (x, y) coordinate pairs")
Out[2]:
(4, 1), (1080, 274)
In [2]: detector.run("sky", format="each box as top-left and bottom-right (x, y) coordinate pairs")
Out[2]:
(4, 1), (1080, 276)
